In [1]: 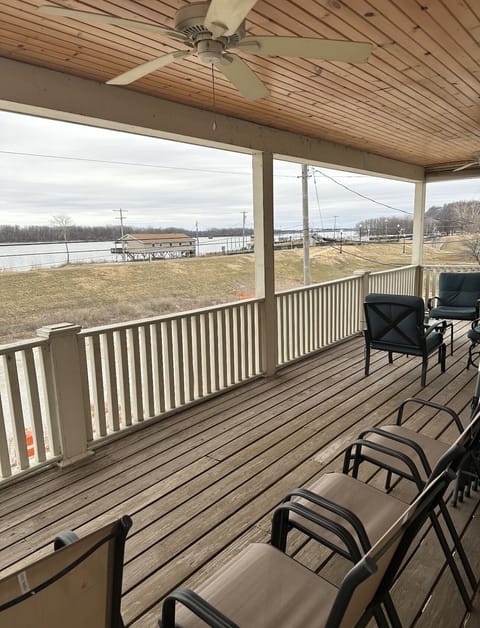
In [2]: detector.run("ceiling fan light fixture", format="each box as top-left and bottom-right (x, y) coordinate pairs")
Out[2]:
(196, 39), (224, 64)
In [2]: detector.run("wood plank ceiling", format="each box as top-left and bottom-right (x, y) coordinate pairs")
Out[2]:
(1, 1), (480, 173)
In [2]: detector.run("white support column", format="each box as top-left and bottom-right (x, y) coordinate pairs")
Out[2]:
(354, 270), (371, 331)
(253, 151), (277, 376)
(412, 181), (426, 296)
(37, 323), (92, 465)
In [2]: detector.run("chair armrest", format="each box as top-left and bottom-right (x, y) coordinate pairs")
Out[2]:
(396, 397), (463, 432)
(271, 500), (364, 562)
(476, 299), (480, 318)
(424, 320), (446, 337)
(356, 427), (432, 478)
(280, 488), (371, 553)
(343, 437), (426, 489)
(427, 296), (439, 310)
(161, 588), (239, 628)
(53, 530), (79, 550)
(472, 315), (480, 329)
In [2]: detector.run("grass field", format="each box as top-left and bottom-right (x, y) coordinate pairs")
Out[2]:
(0, 236), (475, 344)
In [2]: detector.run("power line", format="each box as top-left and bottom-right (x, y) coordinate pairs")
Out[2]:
(311, 169), (324, 231)
(313, 168), (414, 216)
(0, 149), (251, 177)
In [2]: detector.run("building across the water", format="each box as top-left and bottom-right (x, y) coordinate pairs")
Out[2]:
(111, 233), (196, 261)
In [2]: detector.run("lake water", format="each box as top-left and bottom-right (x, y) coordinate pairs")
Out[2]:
(0, 230), (365, 272)
(0, 236), (253, 272)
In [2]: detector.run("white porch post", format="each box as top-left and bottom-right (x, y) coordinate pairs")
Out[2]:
(412, 180), (426, 297)
(253, 151), (277, 376)
(37, 323), (91, 465)
(354, 270), (371, 330)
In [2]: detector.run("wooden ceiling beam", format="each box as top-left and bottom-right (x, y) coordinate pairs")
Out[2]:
(0, 57), (424, 182)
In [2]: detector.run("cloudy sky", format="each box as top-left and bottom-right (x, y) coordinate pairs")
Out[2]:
(0, 109), (478, 233)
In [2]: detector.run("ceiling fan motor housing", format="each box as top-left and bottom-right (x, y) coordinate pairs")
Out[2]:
(174, 2), (244, 44)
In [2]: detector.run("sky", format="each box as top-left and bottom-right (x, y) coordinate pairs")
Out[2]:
(0, 109), (478, 233)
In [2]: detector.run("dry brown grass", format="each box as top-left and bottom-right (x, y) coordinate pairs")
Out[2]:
(1, 236), (475, 343)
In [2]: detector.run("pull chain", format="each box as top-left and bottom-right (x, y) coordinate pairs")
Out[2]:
(211, 64), (217, 132)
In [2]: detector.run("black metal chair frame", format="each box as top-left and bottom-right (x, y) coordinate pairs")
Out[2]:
(269, 470), (454, 628)
(340, 398), (480, 610)
(364, 295), (447, 388)
(467, 317), (480, 369)
(161, 473), (452, 628)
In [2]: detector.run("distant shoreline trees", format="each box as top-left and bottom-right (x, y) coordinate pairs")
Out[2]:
(0, 224), (254, 244)
(355, 200), (480, 237)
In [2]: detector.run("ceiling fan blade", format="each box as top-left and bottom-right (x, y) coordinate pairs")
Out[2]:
(453, 161), (477, 172)
(237, 37), (373, 63)
(107, 50), (193, 85)
(217, 54), (269, 101)
(39, 5), (187, 42)
(204, 0), (258, 38)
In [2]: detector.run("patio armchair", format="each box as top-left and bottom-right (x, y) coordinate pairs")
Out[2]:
(428, 272), (480, 322)
(364, 293), (447, 387)
(0, 515), (132, 628)
(338, 397), (480, 604)
(160, 472), (451, 628)
(273, 406), (476, 616)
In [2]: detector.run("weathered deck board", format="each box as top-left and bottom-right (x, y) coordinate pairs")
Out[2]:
(0, 323), (478, 627)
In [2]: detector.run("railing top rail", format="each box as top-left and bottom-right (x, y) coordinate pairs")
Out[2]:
(370, 264), (416, 277)
(423, 264), (480, 270)
(80, 296), (264, 336)
(276, 274), (361, 297)
(0, 336), (48, 356)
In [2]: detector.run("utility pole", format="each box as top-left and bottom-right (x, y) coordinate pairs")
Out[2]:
(241, 211), (247, 250)
(113, 208), (128, 262)
(333, 215), (338, 241)
(302, 164), (311, 285)
(195, 220), (199, 257)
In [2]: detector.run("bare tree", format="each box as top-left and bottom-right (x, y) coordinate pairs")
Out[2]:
(454, 202), (480, 264)
(51, 214), (73, 264)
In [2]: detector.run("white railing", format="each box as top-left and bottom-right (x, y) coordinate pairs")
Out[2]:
(80, 300), (264, 441)
(0, 264), (443, 480)
(0, 337), (61, 479)
(276, 275), (363, 365)
(369, 265), (417, 295)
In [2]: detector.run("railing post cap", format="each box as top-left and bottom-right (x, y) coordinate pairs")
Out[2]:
(353, 270), (371, 276)
(37, 323), (82, 338)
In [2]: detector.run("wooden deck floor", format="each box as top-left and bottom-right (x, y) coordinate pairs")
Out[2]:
(1, 323), (480, 627)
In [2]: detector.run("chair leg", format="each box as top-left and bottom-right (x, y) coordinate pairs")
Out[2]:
(372, 605), (391, 628)
(365, 344), (371, 376)
(388, 351), (393, 364)
(440, 343), (446, 373)
(421, 356), (428, 388)
(467, 344), (473, 370)
(438, 500), (477, 590)
(467, 342), (477, 370)
(382, 593), (403, 628)
(429, 512), (473, 610)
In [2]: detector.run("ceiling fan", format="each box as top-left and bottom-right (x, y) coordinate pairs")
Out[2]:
(453, 152), (480, 172)
(39, 0), (373, 101)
